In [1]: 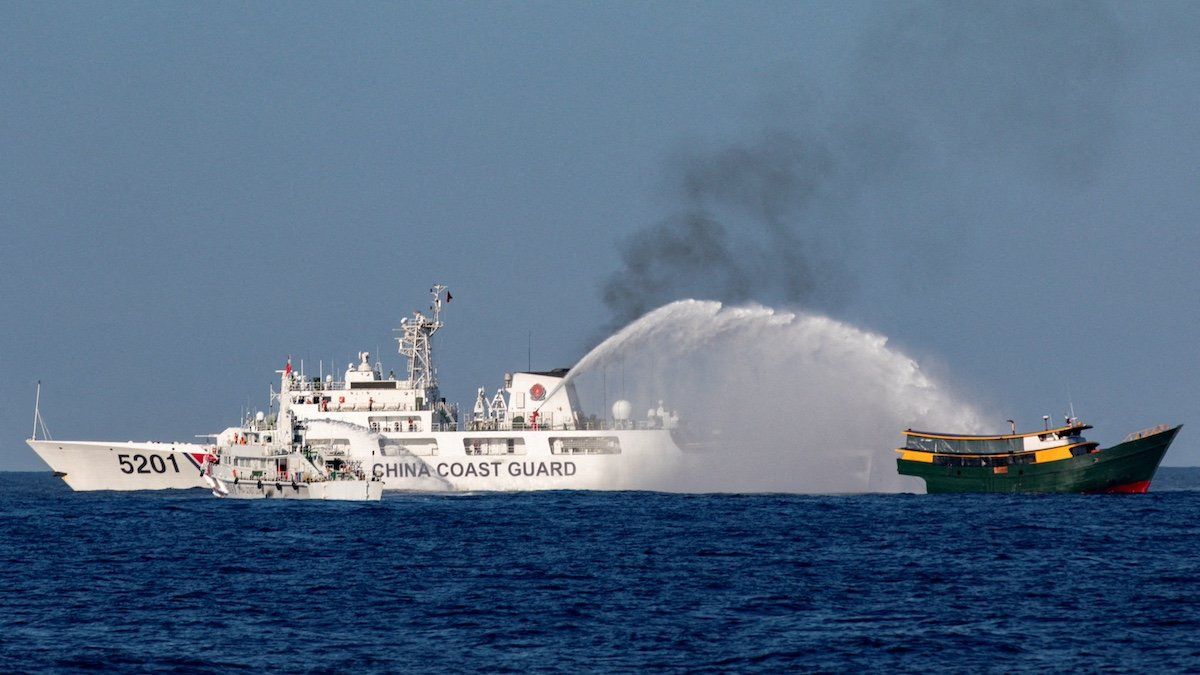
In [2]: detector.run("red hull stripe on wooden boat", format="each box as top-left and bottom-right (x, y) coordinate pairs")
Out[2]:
(1088, 480), (1152, 494)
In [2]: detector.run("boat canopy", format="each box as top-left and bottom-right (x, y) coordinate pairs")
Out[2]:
(904, 436), (1021, 455)
(902, 423), (1092, 455)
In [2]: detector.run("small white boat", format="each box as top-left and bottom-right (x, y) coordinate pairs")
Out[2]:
(203, 418), (382, 502)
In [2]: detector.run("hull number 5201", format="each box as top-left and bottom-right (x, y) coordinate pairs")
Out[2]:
(117, 453), (180, 474)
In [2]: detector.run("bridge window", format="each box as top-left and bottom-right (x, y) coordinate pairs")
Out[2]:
(549, 436), (622, 455)
(463, 437), (525, 456)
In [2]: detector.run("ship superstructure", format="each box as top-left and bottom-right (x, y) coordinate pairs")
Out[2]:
(203, 418), (382, 501)
(28, 285), (685, 492)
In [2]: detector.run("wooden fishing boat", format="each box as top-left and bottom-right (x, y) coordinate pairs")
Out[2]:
(896, 421), (1181, 494)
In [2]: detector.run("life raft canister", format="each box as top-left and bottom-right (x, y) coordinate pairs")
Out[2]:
(530, 383), (546, 401)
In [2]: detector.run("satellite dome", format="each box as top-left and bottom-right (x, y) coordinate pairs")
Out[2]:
(612, 399), (633, 422)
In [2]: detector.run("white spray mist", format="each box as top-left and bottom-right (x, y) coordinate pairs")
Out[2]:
(568, 300), (986, 493)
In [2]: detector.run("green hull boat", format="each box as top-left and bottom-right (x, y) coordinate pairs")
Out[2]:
(897, 423), (1181, 494)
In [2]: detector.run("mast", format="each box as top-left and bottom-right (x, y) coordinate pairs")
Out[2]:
(31, 381), (50, 440)
(396, 284), (448, 390)
(32, 381), (41, 440)
(277, 359), (293, 442)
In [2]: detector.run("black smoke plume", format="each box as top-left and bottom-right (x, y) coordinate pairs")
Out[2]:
(602, 1), (1128, 329)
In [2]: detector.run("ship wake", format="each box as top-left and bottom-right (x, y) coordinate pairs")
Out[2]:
(568, 300), (985, 493)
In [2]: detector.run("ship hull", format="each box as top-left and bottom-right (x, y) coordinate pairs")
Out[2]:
(26, 440), (210, 491)
(28, 429), (684, 493)
(369, 429), (683, 492)
(211, 477), (383, 501)
(897, 426), (1180, 494)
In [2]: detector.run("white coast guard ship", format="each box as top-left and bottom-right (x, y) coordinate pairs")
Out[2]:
(28, 286), (684, 492)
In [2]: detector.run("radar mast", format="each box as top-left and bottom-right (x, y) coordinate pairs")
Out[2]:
(396, 284), (448, 390)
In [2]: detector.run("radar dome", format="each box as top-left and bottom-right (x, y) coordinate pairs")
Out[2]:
(255, 411), (265, 422)
(612, 399), (633, 422)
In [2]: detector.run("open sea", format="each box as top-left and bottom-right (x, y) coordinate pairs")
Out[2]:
(4, 469), (1200, 673)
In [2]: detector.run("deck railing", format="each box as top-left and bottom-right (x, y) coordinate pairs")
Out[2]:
(1123, 424), (1172, 442)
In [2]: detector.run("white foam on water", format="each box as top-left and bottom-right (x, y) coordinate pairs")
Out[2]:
(567, 300), (986, 493)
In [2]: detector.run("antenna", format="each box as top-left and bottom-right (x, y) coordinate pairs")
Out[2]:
(1042, 415), (1050, 431)
(1006, 419), (1016, 434)
(527, 330), (532, 372)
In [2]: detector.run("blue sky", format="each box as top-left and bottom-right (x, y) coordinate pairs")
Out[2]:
(3, 2), (1198, 469)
